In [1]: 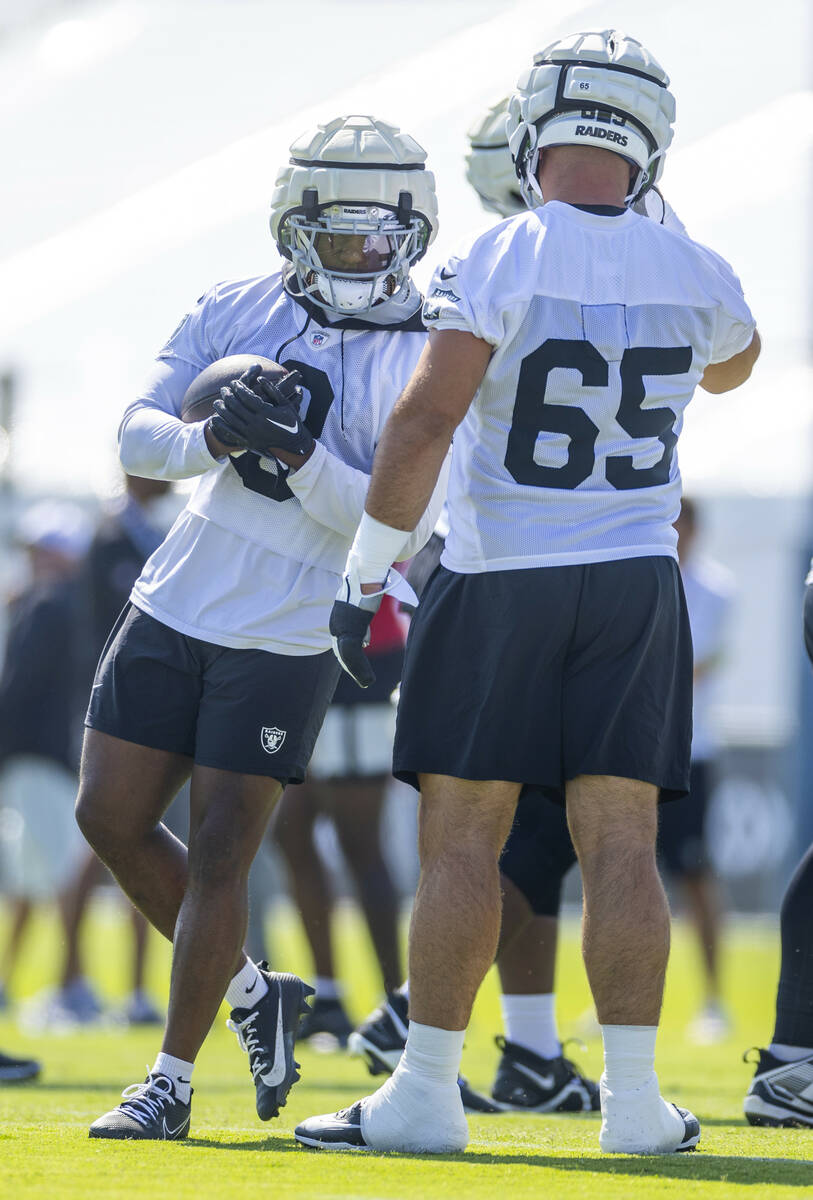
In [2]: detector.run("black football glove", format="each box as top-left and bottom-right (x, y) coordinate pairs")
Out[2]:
(329, 564), (386, 689)
(210, 365), (312, 457)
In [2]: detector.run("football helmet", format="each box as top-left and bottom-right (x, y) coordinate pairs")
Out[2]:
(507, 30), (676, 206)
(465, 98), (525, 219)
(270, 115), (438, 318)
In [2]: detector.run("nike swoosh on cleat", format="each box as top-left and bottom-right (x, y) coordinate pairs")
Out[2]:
(162, 1116), (188, 1138)
(245, 980), (257, 994)
(385, 1003), (409, 1042)
(259, 986), (288, 1088)
(512, 1062), (556, 1090)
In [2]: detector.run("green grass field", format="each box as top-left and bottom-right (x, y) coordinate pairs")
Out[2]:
(1, 902), (811, 1198)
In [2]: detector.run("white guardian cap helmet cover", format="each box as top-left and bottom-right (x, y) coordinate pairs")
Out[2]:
(506, 30), (676, 207)
(465, 97), (525, 219)
(270, 115), (438, 318)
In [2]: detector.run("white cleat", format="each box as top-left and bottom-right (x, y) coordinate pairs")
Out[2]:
(296, 1064), (469, 1154)
(598, 1075), (700, 1154)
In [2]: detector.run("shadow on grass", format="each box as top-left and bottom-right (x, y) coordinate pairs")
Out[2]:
(179, 1137), (812, 1185)
(185, 1135), (297, 1153)
(402, 1149), (813, 1185)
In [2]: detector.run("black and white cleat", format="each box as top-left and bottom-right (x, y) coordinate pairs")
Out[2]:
(490, 1037), (600, 1113)
(89, 1073), (191, 1140)
(295, 1101), (370, 1151)
(743, 1047), (813, 1127)
(0, 1050), (41, 1084)
(228, 965), (314, 1120)
(348, 991), (408, 1076)
(297, 996), (355, 1049)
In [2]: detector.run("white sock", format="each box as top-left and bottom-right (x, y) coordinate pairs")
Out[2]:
(225, 958), (269, 1010)
(360, 1022), (468, 1152)
(396, 979), (409, 1000)
(601, 1024), (658, 1092)
(401, 1021), (465, 1087)
(151, 1052), (194, 1104)
(769, 1042), (813, 1062)
(500, 993), (560, 1059)
(314, 976), (341, 1001)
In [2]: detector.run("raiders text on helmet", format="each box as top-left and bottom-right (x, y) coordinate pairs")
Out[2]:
(506, 30), (676, 207)
(465, 98), (525, 219)
(270, 115), (438, 318)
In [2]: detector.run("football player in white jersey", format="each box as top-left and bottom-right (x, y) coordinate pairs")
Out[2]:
(297, 30), (760, 1155)
(348, 99), (608, 1117)
(75, 114), (447, 1141)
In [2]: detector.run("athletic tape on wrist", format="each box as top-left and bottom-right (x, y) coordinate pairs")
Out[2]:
(351, 512), (412, 584)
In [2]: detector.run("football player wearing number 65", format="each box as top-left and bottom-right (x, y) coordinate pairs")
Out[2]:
(299, 30), (759, 1156)
(75, 115), (447, 1141)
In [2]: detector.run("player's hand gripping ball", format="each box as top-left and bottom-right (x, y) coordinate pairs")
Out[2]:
(213, 369), (312, 458)
(180, 354), (285, 424)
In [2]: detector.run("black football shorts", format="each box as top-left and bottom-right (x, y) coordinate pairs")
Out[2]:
(86, 604), (340, 783)
(393, 557), (693, 802)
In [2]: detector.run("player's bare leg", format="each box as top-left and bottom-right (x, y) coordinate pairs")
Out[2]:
(492, 886), (599, 1111)
(76, 730), (192, 941)
(56, 848), (99, 990)
(408, 775), (519, 1030)
(161, 766), (283, 1063)
(0, 898), (32, 997)
(496, 880), (556, 994)
(567, 773), (698, 1152)
(296, 775), (519, 1152)
(331, 778), (403, 993)
(567, 774), (667, 1025)
(682, 869), (726, 1035)
(273, 784), (337, 980)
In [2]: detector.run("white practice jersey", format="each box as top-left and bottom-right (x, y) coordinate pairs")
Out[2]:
(423, 201), (755, 572)
(121, 273), (444, 654)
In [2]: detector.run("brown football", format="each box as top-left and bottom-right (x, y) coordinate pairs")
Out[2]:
(180, 355), (288, 423)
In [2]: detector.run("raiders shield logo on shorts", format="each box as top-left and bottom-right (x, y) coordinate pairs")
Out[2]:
(260, 726), (286, 754)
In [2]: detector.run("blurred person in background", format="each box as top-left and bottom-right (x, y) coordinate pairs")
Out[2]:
(0, 501), (100, 1026)
(742, 569), (813, 1127)
(273, 597), (406, 1047)
(662, 496), (734, 1043)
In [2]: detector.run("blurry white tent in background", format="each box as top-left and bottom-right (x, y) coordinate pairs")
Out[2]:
(0, 0), (810, 896)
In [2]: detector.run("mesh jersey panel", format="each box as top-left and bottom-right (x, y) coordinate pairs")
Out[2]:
(424, 203), (754, 572)
(160, 274), (424, 575)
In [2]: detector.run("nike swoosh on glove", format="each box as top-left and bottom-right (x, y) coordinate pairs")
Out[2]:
(329, 565), (385, 689)
(210, 367), (312, 457)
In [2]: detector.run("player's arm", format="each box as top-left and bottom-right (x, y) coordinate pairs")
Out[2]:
(699, 330), (761, 394)
(329, 330), (490, 687)
(119, 359), (228, 480)
(286, 440), (450, 549)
